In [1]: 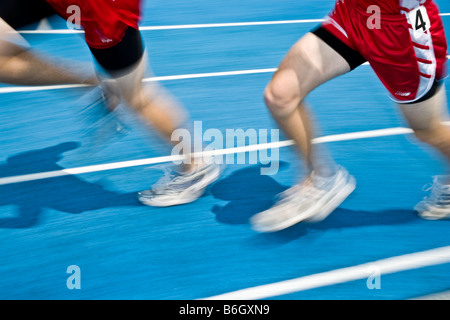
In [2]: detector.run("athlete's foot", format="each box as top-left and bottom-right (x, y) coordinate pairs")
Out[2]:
(250, 166), (356, 232)
(415, 175), (450, 220)
(138, 161), (223, 207)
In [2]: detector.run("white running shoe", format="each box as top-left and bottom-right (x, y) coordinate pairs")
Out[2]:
(250, 166), (356, 232)
(138, 162), (222, 207)
(415, 176), (450, 220)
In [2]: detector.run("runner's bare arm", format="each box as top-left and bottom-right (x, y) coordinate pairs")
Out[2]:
(0, 18), (98, 86)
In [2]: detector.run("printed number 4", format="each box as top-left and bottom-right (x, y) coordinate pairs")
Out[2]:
(409, 6), (431, 32)
(415, 10), (426, 31)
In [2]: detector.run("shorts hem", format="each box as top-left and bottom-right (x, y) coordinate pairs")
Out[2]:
(311, 25), (366, 70)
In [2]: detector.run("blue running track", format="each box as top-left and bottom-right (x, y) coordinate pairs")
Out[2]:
(0, 0), (449, 300)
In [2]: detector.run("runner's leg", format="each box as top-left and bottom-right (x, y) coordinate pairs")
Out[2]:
(0, 19), (97, 86)
(398, 82), (450, 171)
(264, 32), (351, 178)
(89, 27), (221, 207)
(0, 0), (98, 86)
(90, 28), (191, 164)
(250, 31), (362, 232)
(399, 83), (450, 219)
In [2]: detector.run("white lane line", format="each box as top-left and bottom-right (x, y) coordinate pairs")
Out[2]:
(0, 55), (448, 94)
(0, 125), (420, 186)
(19, 29), (84, 34)
(0, 83), (89, 94)
(0, 154), (185, 185)
(202, 246), (450, 300)
(0, 68), (278, 94)
(19, 19), (325, 34)
(17, 13), (450, 34)
(143, 68), (278, 82)
(139, 19), (325, 30)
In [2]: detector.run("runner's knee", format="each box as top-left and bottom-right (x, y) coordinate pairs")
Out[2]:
(121, 87), (146, 110)
(264, 69), (304, 117)
(412, 124), (449, 149)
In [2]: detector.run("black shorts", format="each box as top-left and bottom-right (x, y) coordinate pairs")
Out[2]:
(0, 0), (55, 29)
(0, 0), (144, 73)
(89, 27), (145, 74)
(311, 26), (366, 71)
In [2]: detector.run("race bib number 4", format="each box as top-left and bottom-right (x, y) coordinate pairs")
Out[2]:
(408, 6), (431, 32)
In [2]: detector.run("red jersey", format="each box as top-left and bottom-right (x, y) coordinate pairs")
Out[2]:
(322, 0), (447, 102)
(352, 0), (429, 14)
(45, 0), (141, 49)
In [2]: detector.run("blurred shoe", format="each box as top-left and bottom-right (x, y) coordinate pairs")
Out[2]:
(415, 176), (450, 220)
(138, 161), (223, 207)
(250, 166), (355, 232)
(79, 81), (128, 150)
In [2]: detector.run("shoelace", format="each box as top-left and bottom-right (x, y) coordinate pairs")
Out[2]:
(275, 178), (327, 205)
(422, 178), (450, 206)
(151, 167), (186, 191)
(151, 165), (209, 193)
(422, 183), (433, 192)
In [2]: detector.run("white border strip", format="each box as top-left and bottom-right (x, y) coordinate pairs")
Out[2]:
(202, 246), (450, 300)
(0, 126), (419, 186)
(17, 13), (450, 34)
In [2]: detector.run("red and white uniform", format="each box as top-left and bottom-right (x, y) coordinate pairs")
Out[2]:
(322, 0), (448, 102)
(45, 0), (141, 49)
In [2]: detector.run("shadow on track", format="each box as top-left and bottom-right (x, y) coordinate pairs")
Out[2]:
(211, 164), (421, 242)
(0, 142), (140, 228)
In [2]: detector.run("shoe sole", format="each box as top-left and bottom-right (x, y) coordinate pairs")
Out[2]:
(415, 204), (450, 220)
(139, 189), (204, 207)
